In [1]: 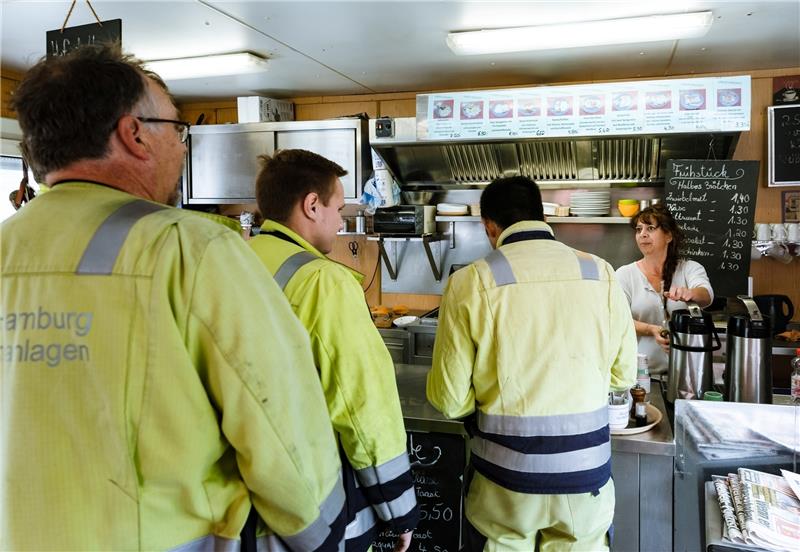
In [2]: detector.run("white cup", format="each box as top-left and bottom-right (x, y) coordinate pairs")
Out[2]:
(772, 223), (787, 241)
(755, 223), (771, 241)
(787, 223), (800, 242)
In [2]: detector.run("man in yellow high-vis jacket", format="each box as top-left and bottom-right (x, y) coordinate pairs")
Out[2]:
(1, 45), (345, 552)
(427, 176), (637, 551)
(248, 150), (419, 552)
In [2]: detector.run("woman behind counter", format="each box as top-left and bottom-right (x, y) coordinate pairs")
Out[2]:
(615, 204), (714, 375)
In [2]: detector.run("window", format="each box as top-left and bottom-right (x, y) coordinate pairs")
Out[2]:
(0, 155), (38, 223)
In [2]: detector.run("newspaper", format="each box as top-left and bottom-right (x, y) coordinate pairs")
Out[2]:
(714, 468), (800, 551)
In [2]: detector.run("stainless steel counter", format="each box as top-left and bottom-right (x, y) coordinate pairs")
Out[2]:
(395, 362), (675, 455)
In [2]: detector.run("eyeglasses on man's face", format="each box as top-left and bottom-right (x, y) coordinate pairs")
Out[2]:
(137, 117), (190, 143)
(635, 224), (660, 235)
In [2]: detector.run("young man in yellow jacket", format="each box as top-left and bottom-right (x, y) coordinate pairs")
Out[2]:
(249, 149), (419, 552)
(2, 45), (345, 552)
(427, 176), (637, 551)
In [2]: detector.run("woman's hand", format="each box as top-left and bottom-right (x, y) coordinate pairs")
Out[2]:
(666, 286), (712, 307)
(651, 324), (670, 353)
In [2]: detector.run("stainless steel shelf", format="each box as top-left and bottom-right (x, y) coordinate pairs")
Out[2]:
(434, 215), (631, 224)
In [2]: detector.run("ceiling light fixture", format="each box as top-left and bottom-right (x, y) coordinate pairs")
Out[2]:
(446, 11), (714, 55)
(144, 52), (268, 80)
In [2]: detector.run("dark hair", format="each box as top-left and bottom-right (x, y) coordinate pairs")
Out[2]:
(630, 204), (686, 290)
(480, 175), (544, 229)
(11, 44), (167, 176)
(255, 149), (347, 222)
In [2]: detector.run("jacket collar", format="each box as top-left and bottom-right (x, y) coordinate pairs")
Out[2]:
(260, 219), (365, 283)
(497, 220), (554, 247)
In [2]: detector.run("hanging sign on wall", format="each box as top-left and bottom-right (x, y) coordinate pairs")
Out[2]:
(46, 19), (122, 59)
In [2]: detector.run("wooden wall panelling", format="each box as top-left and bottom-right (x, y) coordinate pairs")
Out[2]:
(382, 292), (441, 312)
(738, 75), (800, 313)
(327, 235), (381, 307)
(378, 98), (416, 118)
(1, 71), (21, 118)
(295, 101), (378, 121)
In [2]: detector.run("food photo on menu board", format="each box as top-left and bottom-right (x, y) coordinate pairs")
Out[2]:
(517, 97), (541, 117)
(646, 91), (672, 110)
(680, 89), (707, 110)
(580, 95), (605, 116)
(548, 96), (573, 116)
(489, 100), (514, 119)
(717, 88), (742, 108)
(433, 99), (454, 119)
(612, 91), (638, 111)
(460, 100), (484, 120)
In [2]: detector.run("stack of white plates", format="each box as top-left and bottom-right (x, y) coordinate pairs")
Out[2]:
(569, 191), (610, 217)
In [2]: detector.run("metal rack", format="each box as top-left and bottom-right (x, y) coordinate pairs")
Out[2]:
(367, 234), (449, 281)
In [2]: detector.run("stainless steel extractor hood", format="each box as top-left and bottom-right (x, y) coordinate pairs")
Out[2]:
(369, 117), (741, 189)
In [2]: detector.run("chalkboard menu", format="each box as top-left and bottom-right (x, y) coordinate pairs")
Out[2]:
(768, 105), (800, 186)
(46, 19), (122, 59)
(373, 431), (466, 552)
(665, 159), (759, 299)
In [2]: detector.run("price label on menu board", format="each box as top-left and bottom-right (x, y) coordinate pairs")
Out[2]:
(372, 431), (466, 552)
(665, 160), (759, 299)
(417, 75), (751, 141)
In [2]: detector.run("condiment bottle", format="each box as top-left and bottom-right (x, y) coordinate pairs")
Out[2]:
(634, 401), (648, 427)
(636, 353), (651, 398)
(630, 384), (646, 418)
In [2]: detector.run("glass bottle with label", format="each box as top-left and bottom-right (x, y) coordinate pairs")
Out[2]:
(791, 348), (800, 404)
(636, 353), (651, 398)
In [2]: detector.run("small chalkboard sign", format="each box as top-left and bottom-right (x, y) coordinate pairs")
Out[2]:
(768, 105), (800, 186)
(665, 159), (759, 299)
(46, 19), (122, 59)
(373, 431), (466, 552)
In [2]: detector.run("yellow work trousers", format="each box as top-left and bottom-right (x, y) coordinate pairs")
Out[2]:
(464, 472), (615, 551)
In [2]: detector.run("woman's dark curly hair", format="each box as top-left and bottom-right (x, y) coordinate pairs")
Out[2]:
(630, 204), (685, 290)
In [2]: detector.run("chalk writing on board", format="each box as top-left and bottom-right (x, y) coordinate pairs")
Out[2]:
(665, 159), (759, 298)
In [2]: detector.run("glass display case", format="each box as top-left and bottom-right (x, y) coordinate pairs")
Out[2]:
(673, 399), (799, 551)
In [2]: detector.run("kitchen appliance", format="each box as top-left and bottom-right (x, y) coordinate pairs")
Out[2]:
(724, 296), (773, 404)
(667, 303), (721, 402)
(373, 205), (436, 235)
(753, 294), (794, 334)
(185, 118), (371, 204)
(369, 114), (742, 189)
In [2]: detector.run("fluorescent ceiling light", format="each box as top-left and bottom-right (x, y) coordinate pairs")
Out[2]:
(447, 11), (714, 55)
(144, 52), (268, 80)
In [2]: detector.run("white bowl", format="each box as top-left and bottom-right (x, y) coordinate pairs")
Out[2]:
(392, 315), (419, 327)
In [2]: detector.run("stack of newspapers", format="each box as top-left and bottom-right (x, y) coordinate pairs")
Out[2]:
(712, 468), (800, 551)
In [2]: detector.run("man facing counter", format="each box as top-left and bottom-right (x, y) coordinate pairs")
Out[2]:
(1, 45), (344, 552)
(249, 149), (419, 552)
(427, 176), (637, 551)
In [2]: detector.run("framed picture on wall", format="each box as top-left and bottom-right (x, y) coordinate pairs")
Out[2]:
(783, 190), (800, 223)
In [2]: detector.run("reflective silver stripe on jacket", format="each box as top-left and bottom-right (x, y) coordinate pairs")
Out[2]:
(168, 534), (239, 552)
(574, 251), (600, 280)
(344, 504), (377, 540)
(273, 251), (320, 290)
(484, 248), (601, 287)
(471, 437), (611, 474)
(477, 406), (608, 437)
(76, 199), (167, 274)
(168, 534), (293, 552)
(484, 249), (515, 286)
(354, 452), (412, 488)
(371, 486), (417, 522)
(282, 472), (346, 552)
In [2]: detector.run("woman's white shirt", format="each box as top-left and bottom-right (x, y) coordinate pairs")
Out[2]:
(615, 259), (714, 375)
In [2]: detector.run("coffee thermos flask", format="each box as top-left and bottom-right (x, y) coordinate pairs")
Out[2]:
(724, 296), (773, 404)
(667, 302), (721, 402)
